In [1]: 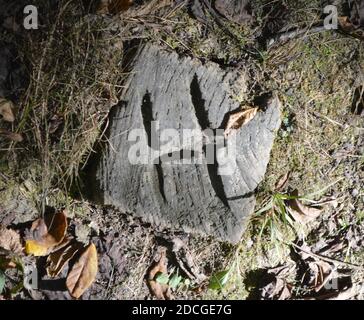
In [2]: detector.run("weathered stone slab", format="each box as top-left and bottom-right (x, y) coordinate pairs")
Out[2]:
(89, 44), (281, 243)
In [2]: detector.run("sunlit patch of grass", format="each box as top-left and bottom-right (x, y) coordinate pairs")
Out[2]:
(256, 193), (298, 240)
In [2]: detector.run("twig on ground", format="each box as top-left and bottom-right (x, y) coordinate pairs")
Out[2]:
(268, 25), (330, 48)
(290, 242), (364, 271)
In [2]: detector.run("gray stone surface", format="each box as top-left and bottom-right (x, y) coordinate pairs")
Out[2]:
(89, 44), (281, 243)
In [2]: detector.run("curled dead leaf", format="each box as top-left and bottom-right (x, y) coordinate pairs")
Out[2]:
(261, 265), (294, 300)
(0, 225), (23, 254)
(25, 210), (68, 256)
(0, 99), (15, 122)
(172, 238), (206, 283)
(287, 190), (323, 224)
(224, 107), (258, 138)
(66, 243), (98, 299)
(28, 218), (48, 241)
(147, 247), (172, 300)
(274, 279), (292, 300)
(338, 16), (356, 32)
(50, 236), (73, 253)
(274, 172), (291, 192)
(46, 242), (82, 278)
(338, 16), (364, 40)
(0, 226), (23, 270)
(44, 210), (68, 244)
(309, 260), (334, 293)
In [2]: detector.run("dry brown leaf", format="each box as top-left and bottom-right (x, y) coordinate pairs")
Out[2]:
(274, 172), (291, 192)
(25, 210), (68, 256)
(97, 0), (133, 14)
(0, 227), (23, 269)
(274, 278), (293, 300)
(261, 265), (294, 300)
(296, 242), (314, 261)
(147, 247), (172, 300)
(0, 99), (15, 122)
(309, 260), (334, 293)
(338, 16), (364, 40)
(172, 238), (206, 283)
(49, 236), (73, 253)
(0, 225), (23, 254)
(46, 242), (82, 277)
(224, 107), (258, 138)
(287, 190), (323, 224)
(66, 243), (98, 299)
(0, 129), (23, 142)
(44, 210), (68, 244)
(29, 218), (48, 242)
(338, 16), (356, 32)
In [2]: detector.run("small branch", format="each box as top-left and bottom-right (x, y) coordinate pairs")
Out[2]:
(268, 25), (330, 48)
(290, 242), (364, 271)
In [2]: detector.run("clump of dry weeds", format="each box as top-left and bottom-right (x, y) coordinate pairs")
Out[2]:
(1, 1), (128, 212)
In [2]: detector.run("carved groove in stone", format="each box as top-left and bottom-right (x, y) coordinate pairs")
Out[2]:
(89, 44), (281, 243)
